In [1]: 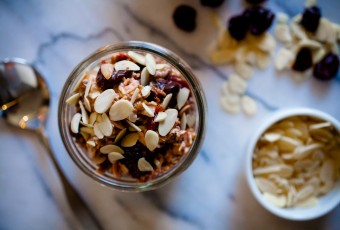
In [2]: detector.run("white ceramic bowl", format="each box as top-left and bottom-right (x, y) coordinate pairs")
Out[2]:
(246, 108), (340, 221)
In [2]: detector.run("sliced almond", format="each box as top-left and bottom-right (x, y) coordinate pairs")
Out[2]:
(108, 152), (125, 164)
(156, 64), (170, 70)
(313, 47), (326, 64)
(100, 63), (114, 80)
(128, 51), (146, 65)
(93, 122), (104, 139)
(121, 133), (139, 147)
(145, 130), (159, 151)
(235, 62), (253, 80)
(158, 109), (178, 136)
(94, 89), (116, 114)
(161, 93), (173, 109)
(277, 136), (302, 152)
(228, 73), (247, 95)
(130, 88), (140, 104)
(296, 185), (314, 203)
(154, 112), (167, 122)
(141, 86), (152, 98)
(277, 12), (289, 24)
(114, 128), (127, 144)
(315, 18), (337, 43)
(80, 121), (93, 128)
(180, 113), (187, 130)
(84, 78), (93, 98)
(71, 113), (82, 134)
(275, 48), (294, 71)
(89, 112), (98, 125)
(138, 157), (154, 171)
(220, 96), (240, 114)
(80, 131), (90, 141)
(290, 16), (308, 40)
(241, 96), (257, 116)
(253, 164), (293, 178)
(145, 53), (156, 75)
(142, 103), (154, 117)
(141, 67), (150, 86)
(177, 87), (190, 110)
(114, 60), (140, 71)
(97, 113), (113, 137)
(255, 177), (281, 194)
(80, 127), (94, 135)
(86, 140), (96, 147)
(109, 100), (134, 121)
(258, 33), (276, 53)
(298, 39), (322, 50)
(92, 155), (106, 165)
(295, 197), (318, 208)
(320, 159), (335, 184)
(66, 93), (80, 105)
(79, 101), (89, 124)
(274, 24), (292, 44)
(263, 193), (287, 208)
(128, 113), (138, 123)
(256, 53), (271, 70)
(126, 120), (142, 132)
(310, 122), (332, 130)
(284, 143), (323, 160)
(72, 73), (87, 92)
(263, 133), (282, 143)
(100, 144), (124, 154)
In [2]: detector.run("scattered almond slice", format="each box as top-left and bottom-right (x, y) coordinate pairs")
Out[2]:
(310, 122), (332, 130)
(220, 96), (240, 114)
(142, 103), (154, 117)
(114, 128), (127, 144)
(277, 12), (289, 24)
(235, 62), (253, 80)
(72, 73), (87, 92)
(100, 63), (114, 80)
(275, 48), (294, 71)
(126, 120), (142, 132)
(161, 94), (172, 109)
(253, 164), (293, 178)
(86, 140), (96, 147)
(97, 113), (113, 137)
(263, 193), (287, 208)
(255, 177), (281, 194)
(84, 97), (91, 112)
(258, 33), (276, 53)
(138, 157), (154, 171)
(89, 112), (98, 125)
(263, 133), (282, 143)
(130, 88), (140, 104)
(295, 197), (318, 208)
(99, 145), (124, 154)
(296, 185), (314, 203)
(114, 60), (140, 71)
(228, 73), (247, 95)
(177, 87), (190, 110)
(79, 100), (89, 124)
(158, 109), (178, 136)
(255, 52), (271, 70)
(66, 93), (80, 105)
(80, 127), (94, 135)
(320, 159), (335, 184)
(121, 133), (139, 147)
(109, 100), (134, 121)
(141, 67), (150, 86)
(145, 130), (159, 151)
(108, 152), (125, 164)
(241, 96), (257, 116)
(275, 24), (292, 44)
(94, 89), (116, 114)
(145, 54), (156, 75)
(71, 113), (82, 134)
(93, 122), (104, 139)
(180, 113), (187, 130)
(128, 51), (146, 66)
(128, 113), (138, 123)
(154, 112), (167, 122)
(277, 136), (302, 152)
(141, 86), (152, 98)
(156, 64), (169, 70)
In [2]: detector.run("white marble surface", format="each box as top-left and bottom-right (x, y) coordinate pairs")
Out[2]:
(1, 0), (340, 229)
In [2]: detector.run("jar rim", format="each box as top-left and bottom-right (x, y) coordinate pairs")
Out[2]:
(58, 41), (207, 191)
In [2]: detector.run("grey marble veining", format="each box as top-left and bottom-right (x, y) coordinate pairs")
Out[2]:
(1, 0), (340, 229)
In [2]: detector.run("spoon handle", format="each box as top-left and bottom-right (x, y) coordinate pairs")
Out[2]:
(37, 129), (102, 230)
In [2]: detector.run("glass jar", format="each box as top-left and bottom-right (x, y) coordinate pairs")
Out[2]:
(58, 41), (207, 191)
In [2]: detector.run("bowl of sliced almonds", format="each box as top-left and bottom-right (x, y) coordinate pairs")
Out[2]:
(246, 108), (340, 220)
(58, 41), (206, 191)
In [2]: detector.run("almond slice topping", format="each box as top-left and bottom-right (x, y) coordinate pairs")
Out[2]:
(100, 63), (114, 80)
(241, 96), (257, 116)
(309, 122), (332, 130)
(121, 133), (139, 147)
(263, 193), (287, 208)
(94, 89), (116, 113)
(86, 140), (96, 147)
(114, 60), (140, 71)
(161, 94), (172, 109)
(141, 67), (150, 86)
(109, 100), (134, 121)
(126, 120), (142, 132)
(84, 78), (92, 97)
(100, 144), (124, 154)
(66, 93), (80, 105)
(128, 51), (146, 66)
(145, 130), (159, 151)
(145, 53), (156, 75)
(228, 73), (247, 95)
(138, 157), (154, 172)
(79, 100), (89, 124)
(70, 113), (82, 134)
(114, 128), (127, 144)
(154, 112), (167, 122)
(97, 113), (113, 137)
(130, 88), (140, 104)
(141, 86), (152, 98)
(108, 152), (125, 164)
(177, 87), (190, 110)
(89, 112), (98, 125)
(180, 113), (187, 130)
(93, 122), (104, 139)
(84, 97), (91, 112)
(158, 109), (178, 136)
(142, 103), (154, 117)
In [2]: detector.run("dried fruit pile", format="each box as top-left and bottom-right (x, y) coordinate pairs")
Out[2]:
(67, 51), (196, 182)
(274, 0), (340, 81)
(253, 116), (340, 208)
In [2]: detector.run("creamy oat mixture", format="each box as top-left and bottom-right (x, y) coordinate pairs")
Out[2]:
(252, 116), (340, 208)
(66, 51), (196, 182)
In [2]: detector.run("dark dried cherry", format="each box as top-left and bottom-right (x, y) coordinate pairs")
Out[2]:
(313, 53), (339, 81)
(168, 75), (190, 88)
(163, 81), (180, 95)
(292, 47), (313, 72)
(228, 15), (250, 41)
(96, 69), (132, 91)
(244, 6), (275, 35)
(200, 0), (225, 8)
(300, 6), (321, 33)
(173, 5), (197, 32)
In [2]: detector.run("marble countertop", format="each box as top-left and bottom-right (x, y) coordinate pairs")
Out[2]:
(1, 0), (340, 229)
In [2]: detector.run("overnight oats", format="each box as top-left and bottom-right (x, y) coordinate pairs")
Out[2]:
(58, 42), (206, 191)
